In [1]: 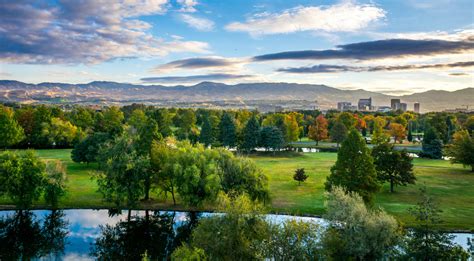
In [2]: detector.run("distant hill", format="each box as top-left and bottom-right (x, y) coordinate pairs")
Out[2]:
(0, 80), (472, 112)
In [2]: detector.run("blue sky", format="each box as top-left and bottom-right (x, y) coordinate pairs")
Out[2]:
(0, 0), (473, 94)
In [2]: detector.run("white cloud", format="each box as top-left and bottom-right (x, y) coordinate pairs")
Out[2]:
(180, 14), (215, 31)
(225, 2), (385, 36)
(177, 0), (198, 12)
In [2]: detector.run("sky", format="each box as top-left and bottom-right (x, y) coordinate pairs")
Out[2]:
(0, 0), (473, 95)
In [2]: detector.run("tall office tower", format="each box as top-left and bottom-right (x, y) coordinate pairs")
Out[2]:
(414, 102), (420, 113)
(391, 99), (401, 110)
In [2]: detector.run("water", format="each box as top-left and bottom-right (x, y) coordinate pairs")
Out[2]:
(0, 209), (471, 260)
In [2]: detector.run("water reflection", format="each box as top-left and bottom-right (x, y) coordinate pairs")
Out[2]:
(0, 210), (68, 260)
(0, 209), (471, 260)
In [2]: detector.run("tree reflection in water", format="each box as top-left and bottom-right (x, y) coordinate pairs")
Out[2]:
(91, 210), (201, 260)
(0, 210), (68, 260)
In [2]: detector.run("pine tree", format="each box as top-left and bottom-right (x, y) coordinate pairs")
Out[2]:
(407, 128), (413, 142)
(199, 116), (214, 147)
(421, 126), (443, 159)
(240, 116), (260, 153)
(325, 129), (380, 203)
(330, 121), (347, 148)
(293, 168), (308, 185)
(219, 113), (237, 148)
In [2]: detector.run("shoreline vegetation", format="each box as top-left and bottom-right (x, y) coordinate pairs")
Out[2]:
(1, 148), (472, 232)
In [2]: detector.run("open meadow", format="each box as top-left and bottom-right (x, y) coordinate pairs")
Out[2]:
(1, 149), (473, 231)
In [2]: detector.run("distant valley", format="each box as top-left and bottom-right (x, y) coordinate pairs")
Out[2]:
(0, 80), (472, 112)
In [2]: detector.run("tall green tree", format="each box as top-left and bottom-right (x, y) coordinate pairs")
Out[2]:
(372, 143), (416, 192)
(96, 133), (150, 207)
(95, 106), (124, 136)
(219, 112), (237, 147)
(260, 126), (285, 152)
(71, 132), (110, 165)
(325, 129), (380, 203)
(240, 115), (260, 153)
(199, 116), (214, 146)
(150, 140), (179, 205)
(41, 117), (82, 148)
(0, 105), (24, 148)
(421, 126), (443, 159)
(0, 151), (46, 208)
(446, 129), (474, 172)
(44, 160), (67, 208)
(329, 121), (347, 148)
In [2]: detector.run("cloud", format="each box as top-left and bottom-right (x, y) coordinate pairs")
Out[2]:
(179, 14), (214, 31)
(254, 38), (474, 61)
(177, 0), (198, 12)
(141, 73), (253, 83)
(225, 2), (385, 36)
(278, 61), (474, 73)
(152, 57), (245, 72)
(449, 72), (470, 76)
(0, 0), (210, 64)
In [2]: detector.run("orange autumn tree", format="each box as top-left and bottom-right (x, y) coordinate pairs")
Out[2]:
(389, 123), (406, 143)
(308, 114), (328, 145)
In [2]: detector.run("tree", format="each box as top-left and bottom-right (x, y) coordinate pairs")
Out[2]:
(323, 187), (401, 260)
(337, 112), (356, 129)
(421, 126), (443, 159)
(240, 115), (260, 153)
(464, 115), (474, 134)
(389, 123), (406, 143)
(95, 106), (124, 136)
(186, 194), (270, 260)
(71, 132), (110, 164)
(329, 121), (347, 148)
(372, 116), (389, 144)
(446, 130), (474, 172)
(31, 105), (52, 148)
(215, 150), (269, 203)
(199, 116), (214, 146)
(67, 107), (94, 131)
(372, 143), (416, 192)
(41, 117), (82, 148)
(407, 128), (413, 142)
(284, 114), (300, 143)
(95, 133), (150, 208)
(404, 187), (469, 260)
(308, 115), (328, 145)
(0, 105), (25, 148)
(260, 126), (285, 153)
(219, 113), (237, 147)
(0, 151), (46, 208)
(325, 129), (380, 203)
(293, 168), (308, 185)
(150, 140), (179, 205)
(44, 160), (67, 208)
(263, 220), (322, 260)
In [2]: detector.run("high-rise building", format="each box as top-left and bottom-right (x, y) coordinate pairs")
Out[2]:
(400, 103), (407, 112)
(337, 102), (352, 111)
(391, 99), (401, 110)
(414, 102), (420, 113)
(358, 97), (372, 111)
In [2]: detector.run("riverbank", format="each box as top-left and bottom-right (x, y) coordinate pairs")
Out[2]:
(1, 149), (473, 231)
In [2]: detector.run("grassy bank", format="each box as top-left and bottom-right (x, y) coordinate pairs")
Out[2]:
(1, 149), (473, 231)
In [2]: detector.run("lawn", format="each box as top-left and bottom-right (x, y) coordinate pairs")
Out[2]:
(1, 149), (473, 231)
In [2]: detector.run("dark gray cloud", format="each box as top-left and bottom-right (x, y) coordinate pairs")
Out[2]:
(154, 57), (235, 71)
(141, 73), (253, 83)
(278, 61), (474, 73)
(254, 39), (474, 61)
(0, 0), (208, 64)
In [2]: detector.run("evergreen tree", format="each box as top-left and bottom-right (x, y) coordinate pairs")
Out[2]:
(219, 113), (237, 147)
(329, 121), (347, 148)
(199, 116), (214, 146)
(260, 126), (285, 153)
(325, 129), (380, 203)
(240, 116), (260, 153)
(407, 128), (413, 142)
(0, 105), (25, 148)
(372, 143), (416, 193)
(421, 126), (443, 159)
(293, 168), (308, 185)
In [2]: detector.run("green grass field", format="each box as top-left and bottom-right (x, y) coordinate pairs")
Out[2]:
(1, 149), (473, 231)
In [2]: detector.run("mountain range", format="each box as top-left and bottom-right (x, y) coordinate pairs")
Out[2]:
(0, 80), (472, 112)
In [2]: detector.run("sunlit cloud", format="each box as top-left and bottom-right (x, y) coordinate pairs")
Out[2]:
(179, 14), (215, 31)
